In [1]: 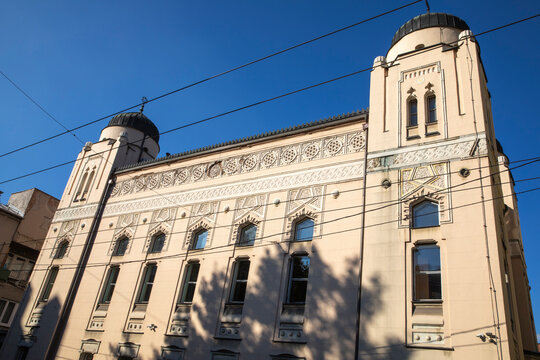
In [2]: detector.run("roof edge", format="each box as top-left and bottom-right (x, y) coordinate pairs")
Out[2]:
(115, 109), (368, 174)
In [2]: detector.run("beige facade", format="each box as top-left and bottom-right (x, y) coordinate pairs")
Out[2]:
(0, 12), (537, 360)
(0, 189), (59, 347)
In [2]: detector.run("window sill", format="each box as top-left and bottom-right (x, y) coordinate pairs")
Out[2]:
(405, 344), (454, 351)
(425, 131), (440, 137)
(406, 135), (421, 140)
(412, 300), (443, 304)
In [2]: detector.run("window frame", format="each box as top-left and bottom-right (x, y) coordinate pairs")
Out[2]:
(0, 298), (18, 326)
(40, 266), (59, 302)
(54, 240), (69, 259)
(100, 266), (120, 304)
(228, 259), (250, 304)
(286, 255), (310, 305)
(113, 236), (129, 256)
(411, 200), (440, 229)
(149, 233), (166, 254)
(408, 98), (418, 127)
(191, 229), (208, 250)
(136, 264), (157, 304)
(426, 94), (437, 124)
(413, 244), (442, 302)
(238, 223), (257, 246)
(178, 262), (200, 304)
(293, 218), (314, 242)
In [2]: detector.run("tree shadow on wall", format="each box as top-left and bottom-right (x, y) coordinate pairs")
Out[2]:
(162, 243), (412, 360)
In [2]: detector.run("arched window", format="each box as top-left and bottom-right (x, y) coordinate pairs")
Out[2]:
(192, 229), (208, 250)
(81, 170), (95, 199)
(411, 200), (439, 228)
(149, 233), (166, 253)
(238, 223), (257, 246)
(426, 95), (437, 123)
(55, 240), (69, 259)
(408, 98), (418, 127)
(294, 218), (314, 242)
(287, 255), (310, 304)
(113, 237), (129, 256)
(75, 171), (88, 200)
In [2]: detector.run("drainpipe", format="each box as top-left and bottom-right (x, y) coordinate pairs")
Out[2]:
(354, 121), (369, 360)
(44, 176), (115, 360)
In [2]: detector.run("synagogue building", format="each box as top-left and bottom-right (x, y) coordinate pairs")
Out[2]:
(1, 12), (537, 360)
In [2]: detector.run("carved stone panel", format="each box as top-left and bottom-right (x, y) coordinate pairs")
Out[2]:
(399, 162), (451, 227)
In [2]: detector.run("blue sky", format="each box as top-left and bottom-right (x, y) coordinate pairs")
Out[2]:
(1, 0), (539, 338)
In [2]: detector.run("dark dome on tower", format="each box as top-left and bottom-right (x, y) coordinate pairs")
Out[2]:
(107, 112), (160, 143)
(390, 13), (470, 48)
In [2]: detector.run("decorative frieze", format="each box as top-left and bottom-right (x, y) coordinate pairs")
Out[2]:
(110, 130), (365, 197)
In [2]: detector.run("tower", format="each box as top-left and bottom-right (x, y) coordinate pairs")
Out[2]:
(362, 12), (536, 359)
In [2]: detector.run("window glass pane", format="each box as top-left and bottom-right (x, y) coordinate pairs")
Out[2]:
(101, 267), (120, 303)
(230, 261), (250, 302)
(180, 263), (200, 303)
(409, 99), (418, 126)
(193, 230), (207, 249)
(1, 301), (15, 324)
(294, 219), (314, 241)
(289, 280), (308, 303)
(41, 267), (58, 302)
(427, 96), (437, 123)
(0, 300), (6, 317)
(138, 265), (157, 303)
(55, 241), (68, 259)
(288, 256), (310, 303)
(412, 201), (439, 228)
(114, 237), (129, 256)
(150, 234), (165, 253)
(292, 257), (310, 278)
(239, 224), (256, 245)
(414, 246), (441, 300)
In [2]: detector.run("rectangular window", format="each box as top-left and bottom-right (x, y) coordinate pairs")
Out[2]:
(137, 264), (157, 303)
(229, 260), (250, 303)
(100, 266), (120, 304)
(427, 96), (437, 123)
(40, 267), (59, 302)
(413, 245), (441, 301)
(408, 99), (418, 127)
(0, 299), (18, 326)
(179, 263), (200, 304)
(287, 256), (310, 304)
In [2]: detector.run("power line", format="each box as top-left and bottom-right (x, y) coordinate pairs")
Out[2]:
(22, 173), (540, 254)
(0, 1), (423, 159)
(1, 13), (538, 186)
(19, 182), (540, 274)
(1, 14), (538, 185)
(9, 152), (540, 249)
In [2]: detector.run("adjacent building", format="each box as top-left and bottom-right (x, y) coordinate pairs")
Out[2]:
(0, 189), (59, 348)
(1, 12), (538, 360)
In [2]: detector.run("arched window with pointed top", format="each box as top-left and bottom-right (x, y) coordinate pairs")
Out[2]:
(408, 98), (418, 127)
(75, 171), (88, 200)
(149, 233), (166, 253)
(81, 169), (95, 200)
(191, 229), (208, 250)
(113, 236), (129, 256)
(54, 240), (69, 259)
(238, 223), (257, 246)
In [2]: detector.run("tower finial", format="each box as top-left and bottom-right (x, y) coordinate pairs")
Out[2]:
(424, 0), (430, 13)
(140, 96), (148, 113)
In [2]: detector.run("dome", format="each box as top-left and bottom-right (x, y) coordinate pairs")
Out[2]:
(390, 13), (470, 48)
(106, 112), (160, 143)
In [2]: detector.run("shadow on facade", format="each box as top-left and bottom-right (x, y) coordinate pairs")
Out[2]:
(149, 244), (410, 360)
